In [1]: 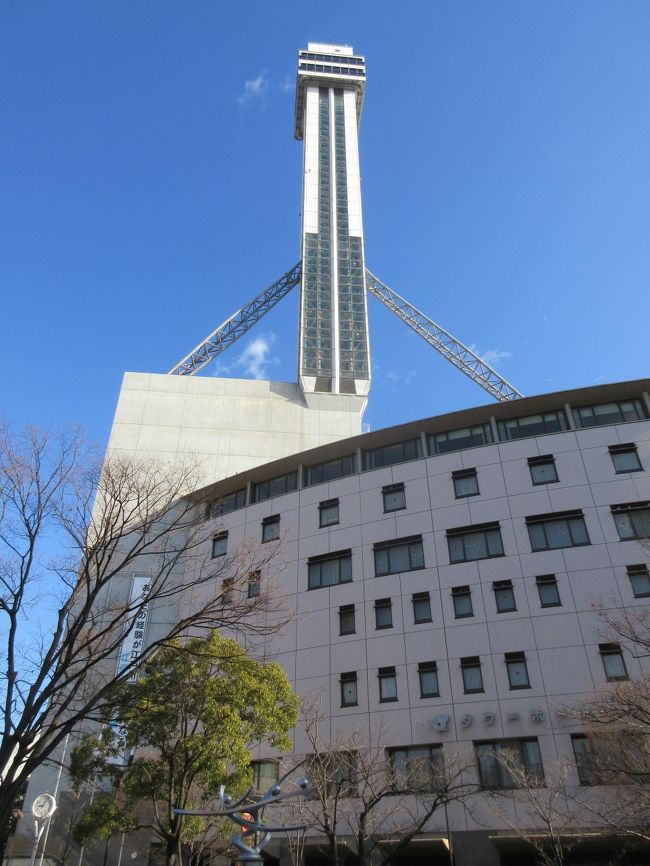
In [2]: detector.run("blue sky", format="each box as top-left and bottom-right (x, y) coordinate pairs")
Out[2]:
(2, 1), (649, 444)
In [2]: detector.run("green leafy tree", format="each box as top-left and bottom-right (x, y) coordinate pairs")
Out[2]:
(70, 632), (299, 866)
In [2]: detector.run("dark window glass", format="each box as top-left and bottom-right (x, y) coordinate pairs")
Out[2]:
(452, 585), (473, 618)
(412, 592), (432, 623)
(609, 444), (642, 473)
(305, 455), (356, 486)
(374, 536), (425, 575)
(247, 571), (261, 598)
(573, 399), (645, 429)
(493, 580), (516, 613)
(252, 471), (297, 503)
(611, 503), (650, 540)
(461, 656), (483, 693)
(339, 604), (355, 635)
(262, 515), (280, 542)
(378, 666), (398, 702)
(453, 469), (479, 498)
(306, 751), (358, 797)
(599, 643), (628, 681)
(221, 577), (234, 606)
(211, 532), (228, 558)
(319, 498), (340, 527)
(251, 760), (279, 794)
(383, 483), (406, 512)
(498, 411), (567, 441)
(208, 488), (246, 518)
(571, 735), (597, 785)
(476, 739), (544, 788)
(374, 598), (393, 629)
(308, 550), (353, 589)
(528, 455), (559, 485)
(447, 523), (504, 563)
(418, 662), (439, 697)
(389, 745), (443, 791)
(362, 438), (422, 471)
(536, 574), (561, 607)
(428, 423), (493, 456)
(627, 564), (650, 598)
(526, 511), (590, 551)
(340, 672), (358, 707)
(505, 652), (530, 689)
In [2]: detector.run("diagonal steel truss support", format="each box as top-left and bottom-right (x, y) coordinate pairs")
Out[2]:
(169, 262), (302, 375)
(365, 269), (523, 402)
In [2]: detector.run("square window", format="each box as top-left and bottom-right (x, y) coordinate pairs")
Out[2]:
(599, 643), (628, 681)
(627, 564), (650, 598)
(447, 523), (504, 563)
(340, 671), (358, 707)
(389, 745), (443, 790)
(378, 666), (398, 702)
(461, 656), (484, 693)
(526, 512), (590, 551)
(611, 503), (650, 541)
(247, 571), (261, 598)
(609, 444), (642, 473)
(418, 662), (439, 698)
(536, 574), (561, 607)
(452, 586), (473, 618)
(528, 455), (559, 485)
(262, 515), (280, 543)
(382, 483), (406, 513)
(452, 469), (479, 498)
(412, 592), (432, 624)
(374, 598), (393, 629)
(493, 580), (516, 613)
(319, 498), (340, 528)
(339, 604), (355, 635)
(505, 652), (530, 689)
(211, 532), (228, 558)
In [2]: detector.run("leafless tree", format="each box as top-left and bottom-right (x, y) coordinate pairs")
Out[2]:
(0, 424), (285, 862)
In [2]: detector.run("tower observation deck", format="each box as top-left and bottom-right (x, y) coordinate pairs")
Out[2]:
(295, 43), (371, 397)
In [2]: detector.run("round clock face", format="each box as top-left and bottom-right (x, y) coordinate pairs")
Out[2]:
(32, 794), (56, 819)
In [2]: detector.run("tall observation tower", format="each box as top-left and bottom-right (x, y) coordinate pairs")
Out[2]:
(295, 43), (371, 398)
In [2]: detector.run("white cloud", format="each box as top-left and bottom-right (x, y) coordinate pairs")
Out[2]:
(468, 344), (512, 367)
(235, 333), (278, 379)
(383, 369), (417, 389)
(279, 74), (293, 95)
(238, 72), (269, 106)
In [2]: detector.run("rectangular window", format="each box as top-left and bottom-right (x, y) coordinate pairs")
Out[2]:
(362, 438), (422, 471)
(262, 515), (280, 543)
(308, 550), (353, 590)
(418, 661), (439, 698)
(452, 468), (479, 498)
(211, 531), (228, 558)
(251, 760), (279, 794)
(536, 574), (561, 607)
(374, 536), (425, 576)
(252, 471), (297, 503)
(382, 482), (406, 513)
(505, 651), (530, 689)
(308, 751), (358, 797)
(609, 444), (642, 473)
(221, 577), (234, 606)
(452, 585), (473, 618)
(447, 523), (504, 563)
(378, 666), (398, 702)
(498, 410), (567, 441)
(428, 423), (493, 456)
(526, 511), (590, 551)
(627, 564), (650, 598)
(611, 502), (650, 541)
(340, 672), (358, 707)
(476, 739), (544, 788)
(319, 498), (340, 528)
(528, 455), (559, 485)
(461, 656), (484, 693)
(304, 454), (356, 486)
(412, 592), (432, 623)
(493, 580), (516, 613)
(571, 735), (597, 785)
(247, 571), (261, 598)
(389, 745), (443, 790)
(207, 488), (246, 518)
(599, 643), (628, 681)
(374, 598), (393, 629)
(573, 399), (645, 429)
(338, 604), (356, 635)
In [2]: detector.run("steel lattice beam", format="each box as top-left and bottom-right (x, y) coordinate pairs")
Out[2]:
(169, 263), (302, 375)
(365, 269), (523, 402)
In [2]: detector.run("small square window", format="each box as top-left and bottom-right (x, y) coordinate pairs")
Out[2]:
(452, 585), (473, 618)
(412, 592), (432, 624)
(627, 564), (650, 598)
(609, 444), (642, 474)
(452, 469), (479, 498)
(505, 652), (530, 689)
(339, 604), (356, 635)
(382, 483), (406, 513)
(212, 532), (228, 558)
(461, 656), (484, 693)
(374, 598), (393, 629)
(247, 571), (261, 598)
(536, 574), (561, 607)
(262, 515), (280, 543)
(493, 580), (516, 613)
(319, 498), (340, 528)
(528, 455), (559, 485)
(599, 643), (628, 681)
(418, 661), (439, 698)
(378, 666), (398, 702)
(340, 671), (358, 707)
